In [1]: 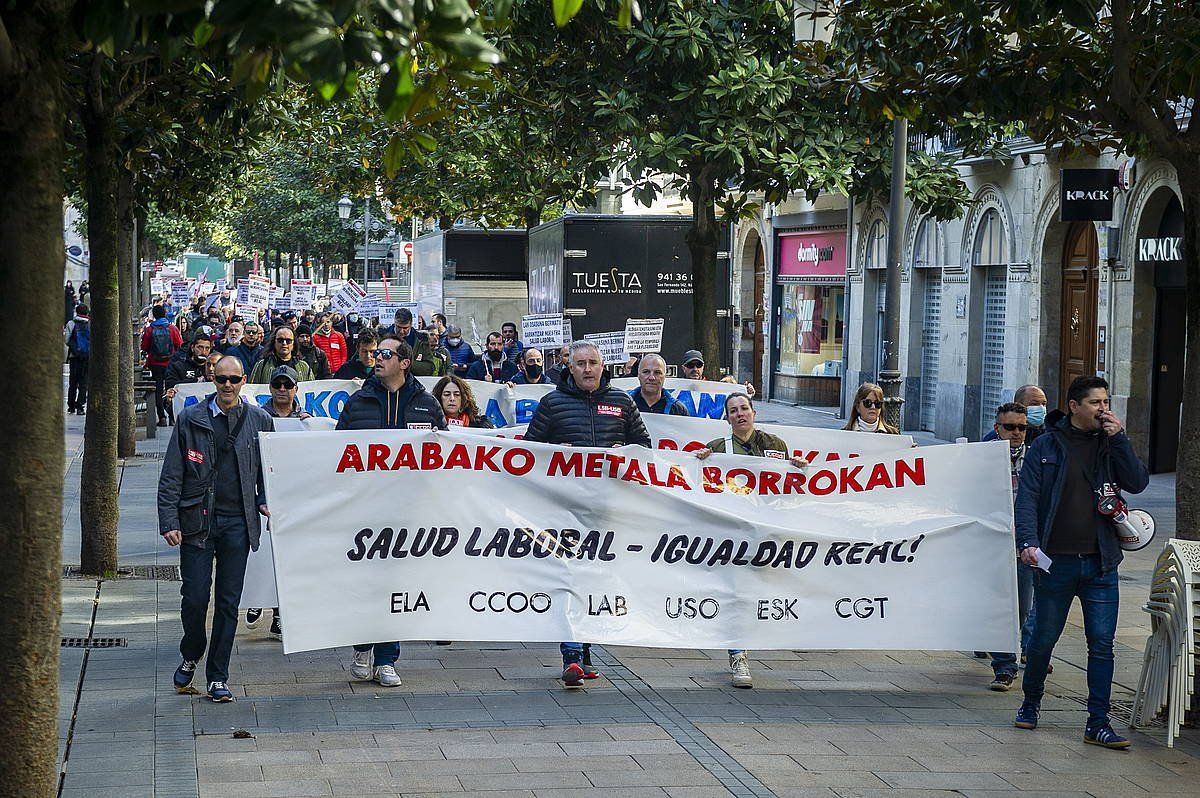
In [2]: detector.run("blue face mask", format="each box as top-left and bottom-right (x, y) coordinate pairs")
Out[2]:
(1025, 405), (1047, 427)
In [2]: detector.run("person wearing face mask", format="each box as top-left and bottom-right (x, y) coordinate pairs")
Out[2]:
(311, 313), (348, 373)
(336, 310), (367, 352)
(465, 332), (518, 382)
(842, 382), (900, 434)
(511, 348), (552, 384)
(442, 324), (477, 377)
(695, 393), (807, 689)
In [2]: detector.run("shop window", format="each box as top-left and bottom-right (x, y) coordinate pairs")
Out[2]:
(973, 208), (1007, 266)
(777, 285), (845, 376)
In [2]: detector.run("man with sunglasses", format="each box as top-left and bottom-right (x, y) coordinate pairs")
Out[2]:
(336, 337), (446, 686)
(985, 402), (1037, 692)
(249, 326), (314, 384)
(158, 356), (274, 703)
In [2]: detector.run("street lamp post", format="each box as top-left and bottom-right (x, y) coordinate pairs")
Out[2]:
(337, 194), (388, 286)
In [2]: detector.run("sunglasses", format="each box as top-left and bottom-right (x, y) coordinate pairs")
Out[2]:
(372, 348), (397, 361)
(1000, 423), (1029, 432)
(270, 380), (296, 390)
(684, 361), (703, 368)
(213, 375), (245, 385)
(860, 399), (883, 409)
(276, 338), (294, 344)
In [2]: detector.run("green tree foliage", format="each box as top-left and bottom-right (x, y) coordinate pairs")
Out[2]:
(835, 0), (1200, 538)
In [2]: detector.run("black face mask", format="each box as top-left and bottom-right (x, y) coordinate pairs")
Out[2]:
(525, 364), (543, 380)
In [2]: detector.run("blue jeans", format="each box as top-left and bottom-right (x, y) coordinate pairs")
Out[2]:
(354, 642), (399, 667)
(991, 562), (1036, 676)
(1022, 554), (1119, 727)
(179, 513), (250, 684)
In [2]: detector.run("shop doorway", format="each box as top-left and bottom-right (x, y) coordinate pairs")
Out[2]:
(1151, 288), (1185, 472)
(1058, 222), (1099, 405)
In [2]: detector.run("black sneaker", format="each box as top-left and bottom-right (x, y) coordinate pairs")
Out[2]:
(1014, 700), (1040, 729)
(245, 608), (263, 628)
(173, 659), (198, 690)
(990, 673), (1015, 691)
(1084, 723), (1131, 749)
(207, 681), (233, 703)
(269, 615), (282, 640)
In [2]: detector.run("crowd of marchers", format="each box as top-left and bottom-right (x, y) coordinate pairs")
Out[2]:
(97, 282), (1151, 751)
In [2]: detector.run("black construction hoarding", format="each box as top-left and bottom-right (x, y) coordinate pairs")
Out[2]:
(1060, 169), (1118, 221)
(528, 215), (730, 372)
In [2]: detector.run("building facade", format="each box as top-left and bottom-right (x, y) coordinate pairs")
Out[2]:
(834, 146), (1180, 471)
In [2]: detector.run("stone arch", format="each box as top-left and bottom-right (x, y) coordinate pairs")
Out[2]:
(960, 184), (1016, 267)
(1030, 176), (1072, 398)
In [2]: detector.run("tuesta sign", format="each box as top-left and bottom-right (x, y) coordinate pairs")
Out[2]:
(1060, 169), (1117, 222)
(777, 230), (846, 284)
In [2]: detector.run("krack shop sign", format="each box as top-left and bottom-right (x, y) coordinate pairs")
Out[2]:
(1060, 169), (1118, 222)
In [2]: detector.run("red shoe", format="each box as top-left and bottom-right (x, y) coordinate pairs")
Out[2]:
(582, 663), (600, 680)
(561, 662), (585, 687)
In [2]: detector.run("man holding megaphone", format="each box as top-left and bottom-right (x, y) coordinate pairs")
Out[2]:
(1012, 376), (1150, 749)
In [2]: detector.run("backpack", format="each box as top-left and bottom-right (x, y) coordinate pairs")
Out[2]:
(150, 324), (173, 359)
(68, 320), (91, 356)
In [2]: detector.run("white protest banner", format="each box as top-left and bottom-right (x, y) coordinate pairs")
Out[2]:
(247, 276), (272, 309)
(623, 318), (665, 355)
(235, 303), (260, 321)
(466, 414), (912, 464)
(172, 379), (363, 420)
(585, 331), (627, 365)
(330, 279), (368, 315)
(170, 280), (192, 308)
(290, 279), (315, 310)
(269, 286), (290, 311)
(150, 278), (166, 295)
(236, 278), (250, 305)
(262, 432), (1018, 653)
(521, 313), (565, 349)
(563, 317), (573, 344)
(610, 377), (747, 419)
(215, 278), (227, 294)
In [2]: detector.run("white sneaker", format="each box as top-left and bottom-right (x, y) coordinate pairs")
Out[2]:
(374, 664), (402, 687)
(350, 650), (373, 680)
(730, 652), (753, 689)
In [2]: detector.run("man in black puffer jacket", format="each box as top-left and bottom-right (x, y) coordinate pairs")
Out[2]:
(334, 337), (446, 688)
(524, 340), (650, 687)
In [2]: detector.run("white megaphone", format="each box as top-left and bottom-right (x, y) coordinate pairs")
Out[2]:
(1098, 495), (1156, 552)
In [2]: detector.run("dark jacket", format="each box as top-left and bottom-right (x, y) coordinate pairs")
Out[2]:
(297, 343), (331, 380)
(1015, 416), (1150, 574)
(336, 373), (447, 431)
(226, 342), (263, 375)
(524, 370), (651, 448)
(444, 339), (477, 375)
(333, 356), (372, 380)
(376, 324), (418, 350)
(157, 396), (274, 549)
(630, 388), (690, 416)
(249, 351), (314, 384)
(165, 353), (205, 390)
(465, 355), (518, 383)
(408, 337), (448, 377)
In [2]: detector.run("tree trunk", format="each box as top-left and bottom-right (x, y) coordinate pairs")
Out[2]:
(523, 205), (541, 230)
(79, 67), (121, 576)
(685, 163), (721, 373)
(117, 169), (136, 458)
(1174, 166), (1200, 542)
(0, 4), (69, 794)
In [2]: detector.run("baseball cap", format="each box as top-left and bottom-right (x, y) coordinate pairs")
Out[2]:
(682, 349), (704, 366)
(195, 325), (215, 339)
(269, 365), (300, 385)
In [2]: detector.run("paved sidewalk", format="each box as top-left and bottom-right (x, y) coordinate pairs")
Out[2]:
(57, 410), (1199, 798)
